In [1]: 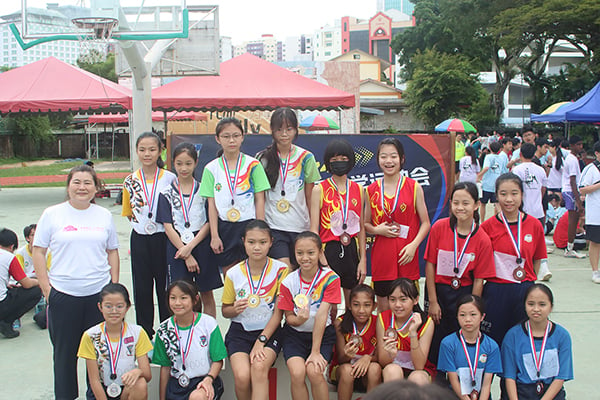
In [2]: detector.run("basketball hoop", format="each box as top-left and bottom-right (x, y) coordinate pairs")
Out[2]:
(72, 17), (118, 64)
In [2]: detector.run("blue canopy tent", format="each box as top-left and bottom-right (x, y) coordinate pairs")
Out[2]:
(531, 81), (600, 123)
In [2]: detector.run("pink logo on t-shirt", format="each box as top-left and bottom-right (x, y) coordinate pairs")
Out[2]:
(124, 336), (134, 344)
(63, 225), (78, 232)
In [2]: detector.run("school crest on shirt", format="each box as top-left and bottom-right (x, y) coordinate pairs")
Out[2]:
(399, 203), (407, 212)
(215, 183), (222, 192)
(126, 344), (134, 356)
(237, 289), (247, 298)
(200, 335), (208, 347)
(524, 234), (533, 243)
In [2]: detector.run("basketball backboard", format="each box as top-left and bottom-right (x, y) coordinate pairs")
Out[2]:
(16, 0), (219, 76)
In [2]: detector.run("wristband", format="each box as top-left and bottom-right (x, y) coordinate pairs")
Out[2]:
(206, 374), (215, 382)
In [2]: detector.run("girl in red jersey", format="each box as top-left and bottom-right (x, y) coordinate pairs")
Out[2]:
(377, 278), (435, 385)
(330, 284), (381, 400)
(310, 139), (366, 309)
(424, 181), (494, 370)
(480, 173), (547, 347)
(365, 138), (430, 311)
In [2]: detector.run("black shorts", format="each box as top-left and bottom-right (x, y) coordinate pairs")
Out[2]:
(373, 279), (420, 298)
(224, 321), (282, 357)
(586, 225), (600, 244)
(480, 190), (497, 204)
(166, 375), (224, 400)
(324, 238), (359, 290)
(516, 382), (565, 400)
(281, 323), (336, 361)
(216, 219), (249, 267)
(167, 236), (223, 292)
(269, 229), (298, 264)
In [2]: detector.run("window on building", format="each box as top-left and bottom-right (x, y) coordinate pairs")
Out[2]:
(325, 51), (331, 56)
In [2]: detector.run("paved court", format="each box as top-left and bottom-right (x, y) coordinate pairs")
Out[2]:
(0, 187), (598, 399)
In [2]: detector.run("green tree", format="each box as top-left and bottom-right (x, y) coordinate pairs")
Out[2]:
(405, 49), (484, 127)
(6, 115), (54, 157)
(77, 51), (117, 82)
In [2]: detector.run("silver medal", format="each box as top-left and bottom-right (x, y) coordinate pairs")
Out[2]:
(181, 229), (194, 244)
(178, 373), (190, 387)
(145, 221), (157, 235)
(106, 382), (122, 398)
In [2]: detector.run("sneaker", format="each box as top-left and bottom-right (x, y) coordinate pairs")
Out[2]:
(592, 271), (600, 284)
(546, 247), (554, 254)
(0, 321), (20, 339)
(545, 238), (554, 246)
(538, 262), (552, 281)
(564, 249), (586, 259)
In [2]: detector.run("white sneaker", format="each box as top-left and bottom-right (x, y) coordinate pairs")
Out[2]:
(564, 249), (586, 259)
(592, 271), (600, 284)
(538, 262), (552, 281)
(546, 246), (554, 254)
(545, 238), (554, 246)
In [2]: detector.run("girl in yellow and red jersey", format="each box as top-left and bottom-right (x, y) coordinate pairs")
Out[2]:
(310, 139), (366, 309)
(330, 284), (381, 400)
(365, 138), (430, 311)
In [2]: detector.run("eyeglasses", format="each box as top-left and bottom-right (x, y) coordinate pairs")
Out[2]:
(102, 304), (127, 311)
(219, 133), (243, 141)
(275, 127), (296, 136)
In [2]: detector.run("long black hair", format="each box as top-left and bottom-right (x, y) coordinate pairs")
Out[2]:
(258, 108), (299, 188)
(465, 146), (477, 166)
(387, 278), (427, 331)
(551, 138), (564, 171)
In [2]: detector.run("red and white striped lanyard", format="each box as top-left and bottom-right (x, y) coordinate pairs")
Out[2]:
(139, 168), (160, 218)
(527, 320), (551, 379)
(176, 179), (198, 228)
(220, 154), (243, 206)
(380, 176), (404, 219)
(459, 330), (481, 387)
(245, 258), (270, 295)
(453, 220), (475, 276)
(500, 212), (523, 263)
(103, 322), (124, 379)
(173, 313), (198, 371)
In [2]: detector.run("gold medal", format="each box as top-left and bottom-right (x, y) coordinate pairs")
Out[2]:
(227, 208), (241, 222)
(247, 294), (260, 308)
(294, 293), (309, 308)
(276, 198), (290, 213)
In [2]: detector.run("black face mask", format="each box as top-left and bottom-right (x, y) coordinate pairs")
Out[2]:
(329, 160), (352, 176)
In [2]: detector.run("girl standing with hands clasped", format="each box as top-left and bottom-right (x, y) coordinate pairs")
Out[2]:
(200, 118), (271, 274)
(365, 138), (430, 311)
(437, 295), (502, 400)
(376, 278), (435, 385)
(480, 173), (547, 347)
(330, 284), (381, 400)
(152, 280), (227, 400)
(157, 142), (223, 318)
(502, 284), (573, 400)
(278, 231), (342, 400)
(310, 139), (366, 308)
(258, 107), (321, 267)
(222, 220), (289, 400)
(123, 131), (176, 337)
(78, 283), (152, 400)
(424, 181), (493, 367)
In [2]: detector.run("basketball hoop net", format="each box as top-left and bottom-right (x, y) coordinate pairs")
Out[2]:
(72, 17), (118, 63)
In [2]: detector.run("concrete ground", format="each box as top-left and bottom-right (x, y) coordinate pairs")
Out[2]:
(0, 188), (598, 399)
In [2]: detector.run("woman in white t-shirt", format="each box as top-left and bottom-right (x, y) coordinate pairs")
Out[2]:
(33, 165), (120, 400)
(457, 146), (480, 184)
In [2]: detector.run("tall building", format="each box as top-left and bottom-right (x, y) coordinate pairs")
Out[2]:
(284, 34), (313, 62)
(234, 34), (283, 62)
(313, 21), (343, 61)
(376, 0), (415, 16)
(220, 36), (233, 62)
(0, 7), (88, 67)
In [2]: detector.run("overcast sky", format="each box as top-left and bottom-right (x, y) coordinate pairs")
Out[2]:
(4, 0), (378, 44)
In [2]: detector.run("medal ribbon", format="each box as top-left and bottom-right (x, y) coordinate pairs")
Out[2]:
(459, 330), (481, 387)
(453, 220), (476, 276)
(177, 179), (198, 228)
(329, 178), (350, 229)
(380, 176), (404, 219)
(139, 168), (160, 217)
(298, 268), (322, 298)
(278, 147), (292, 196)
(173, 313), (198, 370)
(527, 321), (551, 378)
(244, 258), (271, 295)
(500, 212), (522, 261)
(220, 154), (243, 205)
(103, 322), (124, 380)
(390, 313), (414, 333)
(353, 320), (369, 336)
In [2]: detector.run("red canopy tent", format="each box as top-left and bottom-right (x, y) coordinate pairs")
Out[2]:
(0, 57), (131, 114)
(152, 53), (355, 111)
